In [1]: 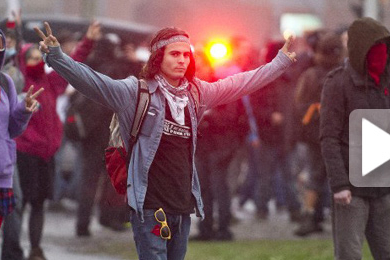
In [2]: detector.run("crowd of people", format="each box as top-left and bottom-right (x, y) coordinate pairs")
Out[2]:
(191, 29), (347, 241)
(0, 12), (147, 260)
(1, 9), (390, 260)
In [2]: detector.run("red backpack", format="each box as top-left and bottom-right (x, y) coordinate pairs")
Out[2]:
(104, 79), (150, 195)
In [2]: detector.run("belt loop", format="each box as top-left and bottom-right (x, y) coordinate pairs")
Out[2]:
(179, 215), (182, 235)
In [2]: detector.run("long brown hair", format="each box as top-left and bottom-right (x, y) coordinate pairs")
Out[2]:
(139, 27), (196, 82)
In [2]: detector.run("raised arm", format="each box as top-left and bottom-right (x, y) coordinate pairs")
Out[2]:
(46, 21), (100, 97)
(7, 74), (43, 138)
(35, 22), (136, 113)
(198, 36), (296, 109)
(71, 20), (101, 62)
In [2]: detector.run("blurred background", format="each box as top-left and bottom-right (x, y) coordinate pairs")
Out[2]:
(1, 0), (390, 47)
(2, 0), (390, 69)
(0, 1), (390, 259)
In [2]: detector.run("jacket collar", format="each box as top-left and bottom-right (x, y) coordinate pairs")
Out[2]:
(345, 59), (366, 88)
(145, 78), (159, 94)
(145, 77), (190, 94)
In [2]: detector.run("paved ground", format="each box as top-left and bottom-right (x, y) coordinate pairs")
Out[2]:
(20, 200), (128, 260)
(17, 198), (332, 260)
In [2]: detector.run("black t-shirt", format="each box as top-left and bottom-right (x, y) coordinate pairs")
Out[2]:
(143, 103), (195, 214)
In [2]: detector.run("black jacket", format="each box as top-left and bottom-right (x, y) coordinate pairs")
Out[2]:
(251, 75), (292, 147)
(197, 100), (248, 153)
(320, 17), (390, 197)
(295, 33), (343, 146)
(296, 65), (335, 146)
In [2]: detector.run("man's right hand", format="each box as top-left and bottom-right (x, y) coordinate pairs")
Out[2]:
(334, 190), (352, 205)
(34, 22), (60, 54)
(281, 35), (297, 62)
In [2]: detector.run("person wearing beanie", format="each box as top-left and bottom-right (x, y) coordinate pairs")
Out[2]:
(320, 17), (390, 259)
(35, 21), (296, 260)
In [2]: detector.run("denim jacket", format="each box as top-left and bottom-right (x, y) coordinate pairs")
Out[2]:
(45, 46), (292, 221)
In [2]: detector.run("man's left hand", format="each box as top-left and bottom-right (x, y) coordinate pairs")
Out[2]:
(281, 35), (297, 62)
(86, 20), (102, 41)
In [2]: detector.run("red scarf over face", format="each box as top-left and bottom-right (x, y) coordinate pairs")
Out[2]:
(25, 61), (45, 79)
(367, 43), (388, 86)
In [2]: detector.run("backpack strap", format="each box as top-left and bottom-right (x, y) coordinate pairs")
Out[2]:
(0, 72), (10, 98)
(126, 79), (150, 165)
(189, 82), (200, 116)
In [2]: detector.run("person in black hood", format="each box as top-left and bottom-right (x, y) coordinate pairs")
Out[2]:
(320, 17), (390, 260)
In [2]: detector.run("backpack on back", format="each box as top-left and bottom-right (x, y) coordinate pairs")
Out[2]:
(104, 79), (150, 195)
(105, 80), (201, 195)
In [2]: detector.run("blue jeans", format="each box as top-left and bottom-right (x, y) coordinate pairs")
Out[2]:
(130, 209), (191, 260)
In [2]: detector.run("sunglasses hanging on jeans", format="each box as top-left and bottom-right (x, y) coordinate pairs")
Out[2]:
(154, 208), (172, 240)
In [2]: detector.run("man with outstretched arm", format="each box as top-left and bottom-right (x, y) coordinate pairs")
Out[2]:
(35, 22), (296, 260)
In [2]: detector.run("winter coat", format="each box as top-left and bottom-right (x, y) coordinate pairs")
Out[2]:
(0, 29), (31, 188)
(320, 17), (390, 197)
(296, 33), (343, 146)
(15, 37), (94, 161)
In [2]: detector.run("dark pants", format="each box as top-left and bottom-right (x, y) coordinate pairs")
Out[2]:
(239, 139), (261, 207)
(1, 168), (24, 260)
(196, 147), (236, 236)
(256, 142), (300, 214)
(76, 142), (126, 231)
(306, 143), (330, 222)
(17, 152), (54, 249)
(332, 194), (390, 260)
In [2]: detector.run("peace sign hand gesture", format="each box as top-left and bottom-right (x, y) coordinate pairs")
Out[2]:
(34, 22), (60, 54)
(281, 35), (297, 62)
(25, 85), (44, 113)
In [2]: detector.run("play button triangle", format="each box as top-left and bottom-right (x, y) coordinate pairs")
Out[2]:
(362, 118), (390, 176)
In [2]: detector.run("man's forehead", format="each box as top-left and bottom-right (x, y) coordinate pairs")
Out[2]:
(165, 42), (191, 52)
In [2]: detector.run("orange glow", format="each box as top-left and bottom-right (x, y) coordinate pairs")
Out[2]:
(205, 39), (232, 65)
(210, 43), (228, 59)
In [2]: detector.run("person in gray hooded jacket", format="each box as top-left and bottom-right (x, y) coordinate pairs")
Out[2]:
(320, 17), (390, 260)
(35, 22), (296, 260)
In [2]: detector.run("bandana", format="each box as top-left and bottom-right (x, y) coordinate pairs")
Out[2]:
(367, 43), (388, 86)
(151, 35), (190, 52)
(25, 61), (45, 79)
(155, 74), (189, 125)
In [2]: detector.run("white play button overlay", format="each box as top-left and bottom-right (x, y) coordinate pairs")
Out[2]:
(362, 118), (390, 176)
(349, 109), (390, 187)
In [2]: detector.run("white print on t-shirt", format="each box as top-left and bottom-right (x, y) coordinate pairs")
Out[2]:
(163, 119), (191, 139)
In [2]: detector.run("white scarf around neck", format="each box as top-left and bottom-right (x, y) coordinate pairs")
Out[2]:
(155, 74), (189, 125)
